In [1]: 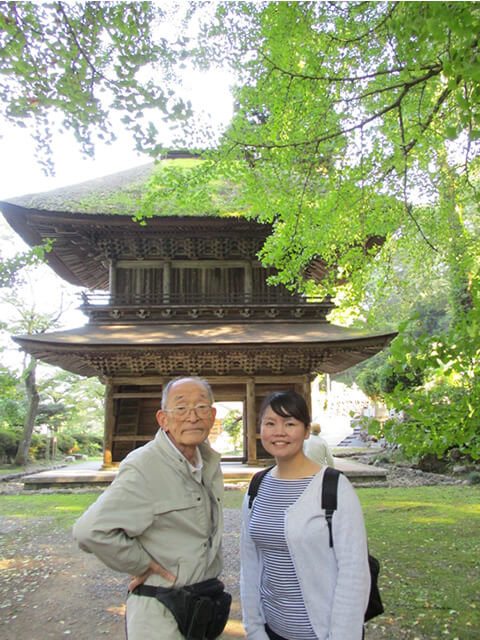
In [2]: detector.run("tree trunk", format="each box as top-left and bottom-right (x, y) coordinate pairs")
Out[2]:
(14, 358), (40, 466)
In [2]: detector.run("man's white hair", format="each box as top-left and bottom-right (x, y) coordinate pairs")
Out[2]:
(161, 376), (214, 409)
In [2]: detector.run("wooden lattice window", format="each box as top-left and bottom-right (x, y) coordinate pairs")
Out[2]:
(114, 263), (164, 303)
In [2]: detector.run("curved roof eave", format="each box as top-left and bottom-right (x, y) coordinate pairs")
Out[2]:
(13, 323), (397, 377)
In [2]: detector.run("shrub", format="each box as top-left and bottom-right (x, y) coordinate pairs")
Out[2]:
(69, 431), (103, 456)
(56, 433), (77, 454)
(29, 433), (48, 460)
(417, 453), (450, 474)
(467, 471), (480, 485)
(0, 428), (19, 462)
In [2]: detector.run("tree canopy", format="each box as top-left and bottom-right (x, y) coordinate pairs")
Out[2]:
(0, 1), (193, 172)
(188, 2), (479, 309)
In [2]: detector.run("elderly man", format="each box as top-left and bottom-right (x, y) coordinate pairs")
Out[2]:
(73, 376), (228, 640)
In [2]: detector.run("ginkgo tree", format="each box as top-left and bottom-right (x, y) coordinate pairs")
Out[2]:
(187, 2), (480, 304)
(0, 1), (194, 172)
(146, 1), (480, 458)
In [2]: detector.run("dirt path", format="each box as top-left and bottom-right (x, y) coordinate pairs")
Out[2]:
(0, 510), (244, 640)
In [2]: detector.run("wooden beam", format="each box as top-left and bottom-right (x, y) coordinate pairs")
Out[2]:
(110, 375), (312, 386)
(113, 392), (163, 399)
(110, 376), (169, 385)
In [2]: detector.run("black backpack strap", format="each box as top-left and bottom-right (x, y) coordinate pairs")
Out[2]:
(321, 467), (342, 548)
(247, 466), (274, 508)
(322, 468), (384, 622)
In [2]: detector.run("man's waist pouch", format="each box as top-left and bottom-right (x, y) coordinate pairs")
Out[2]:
(132, 578), (232, 640)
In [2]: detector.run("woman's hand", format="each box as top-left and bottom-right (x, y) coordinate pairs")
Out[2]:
(128, 561), (176, 592)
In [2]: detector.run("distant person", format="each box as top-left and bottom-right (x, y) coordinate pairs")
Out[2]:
(241, 391), (370, 640)
(303, 422), (335, 467)
(73, 376), (230, 640)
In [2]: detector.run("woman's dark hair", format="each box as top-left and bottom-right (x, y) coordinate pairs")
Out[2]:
(260, 391), (311, 428)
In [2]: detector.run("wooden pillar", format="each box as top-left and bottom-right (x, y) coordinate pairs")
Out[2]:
(245, 262), (252, 302)
(109, 260), (116, 300)
(163, 261), (171, 303)
(246, 378), (257, 464)
(295, 376), (313, 419)
(102, 381), (115, 469)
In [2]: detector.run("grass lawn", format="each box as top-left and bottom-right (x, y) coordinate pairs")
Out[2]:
(0, 485), (478, 639)
(0, 493), (100, 528)
(359, 486), (479, 640)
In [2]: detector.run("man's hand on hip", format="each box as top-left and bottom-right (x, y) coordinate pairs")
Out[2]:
(128, 561), (176, 592)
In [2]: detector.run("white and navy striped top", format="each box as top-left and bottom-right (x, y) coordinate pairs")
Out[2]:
(249, 472), (318, 640)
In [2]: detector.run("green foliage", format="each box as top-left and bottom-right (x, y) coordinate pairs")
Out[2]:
(0, 367), (25, 429)
(0, 424), (102, 461)
(0, 426), (48, 462)
(134, 158), (245, 220)
(0, 249), (104, 463)
(56, 432), (76, 455)
(337, 280), (453, 403)
(0, 428), (18, 461)
(35, 369), (104, 434)
(372, 299), (480, 460)
(0, 1), (192, 172)
(222, 409), (243, 452)
(467, 471), (480, 485)
(189, 1), (480, 310)
(3, 2), (480, 467)
(69, 431), (103, 456)
(28, 431), (47, 460)
(0, 242), (51, 288)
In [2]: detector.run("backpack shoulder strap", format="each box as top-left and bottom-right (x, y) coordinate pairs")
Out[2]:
(322, 467), (342, 548)
(247, 466), (274, 508)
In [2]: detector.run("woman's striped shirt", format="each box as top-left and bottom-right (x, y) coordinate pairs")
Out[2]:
(249, 472), (318, 640)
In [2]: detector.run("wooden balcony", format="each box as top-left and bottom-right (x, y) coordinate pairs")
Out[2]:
(79, 291), (333, 323)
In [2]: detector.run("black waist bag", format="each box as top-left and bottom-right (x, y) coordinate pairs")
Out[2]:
(133, 577), (232, 640)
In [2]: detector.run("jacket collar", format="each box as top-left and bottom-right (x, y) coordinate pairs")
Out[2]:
(152, 428), (221, 474)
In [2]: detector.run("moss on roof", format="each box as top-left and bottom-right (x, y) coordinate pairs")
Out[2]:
(6, 156), (244, 218)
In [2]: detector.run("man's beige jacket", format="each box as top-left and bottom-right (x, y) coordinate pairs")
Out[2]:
(73, 430), (224, 637)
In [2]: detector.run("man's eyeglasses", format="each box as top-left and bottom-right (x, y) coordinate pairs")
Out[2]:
(164, 404), (213, 419)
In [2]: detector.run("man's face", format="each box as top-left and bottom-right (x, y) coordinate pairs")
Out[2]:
(156, 379), (216, 459)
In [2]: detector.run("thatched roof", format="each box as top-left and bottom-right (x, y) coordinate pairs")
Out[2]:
(1, 152), (239, 217)
(0, 152), (265, 288)
(3, 163), (157, 216)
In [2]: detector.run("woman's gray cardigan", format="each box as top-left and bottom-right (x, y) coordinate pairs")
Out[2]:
(240, 468), (371, 640)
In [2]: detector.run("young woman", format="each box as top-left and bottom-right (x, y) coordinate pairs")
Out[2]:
(240, 391), (371, 640)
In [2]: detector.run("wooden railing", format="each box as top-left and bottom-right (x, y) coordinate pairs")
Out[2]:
(78, 291), (333, 322)
(80, 291), (328, 307)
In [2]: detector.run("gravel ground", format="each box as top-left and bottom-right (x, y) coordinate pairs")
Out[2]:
(0, 506), (244, 640)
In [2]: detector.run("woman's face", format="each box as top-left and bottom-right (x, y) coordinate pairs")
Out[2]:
(260, 405), (310, 460)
